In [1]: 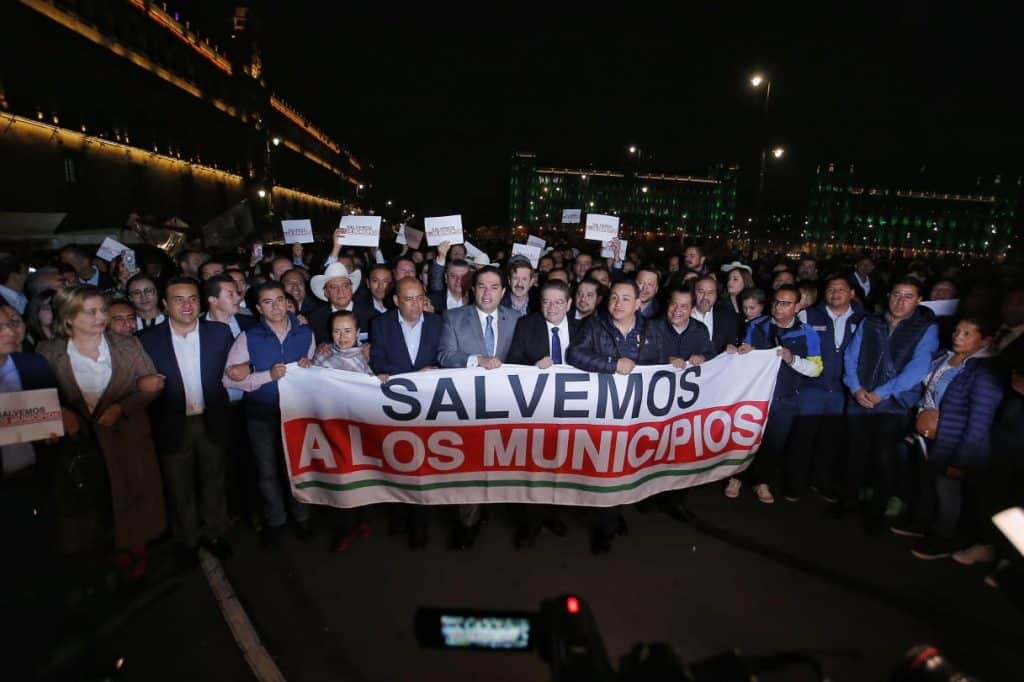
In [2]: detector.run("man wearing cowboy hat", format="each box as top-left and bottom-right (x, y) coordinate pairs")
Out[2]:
(307, 263), (378, 345)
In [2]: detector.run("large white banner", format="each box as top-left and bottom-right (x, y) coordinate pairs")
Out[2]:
(278, 351), (780, 508)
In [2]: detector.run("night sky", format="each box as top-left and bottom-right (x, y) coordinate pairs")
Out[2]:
(185, 3), (1022, 226)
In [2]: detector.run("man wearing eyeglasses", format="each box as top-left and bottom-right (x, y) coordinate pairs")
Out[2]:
(726, 284), (823, 505)
(368, 277), (442, 549)
(838, 278), (939, 529)
(504, 280), (579, 549)
(127, 274), (165, 330)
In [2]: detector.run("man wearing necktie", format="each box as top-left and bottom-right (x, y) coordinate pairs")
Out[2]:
(506, 280), (580, 548)
(438, 266), (520, 549)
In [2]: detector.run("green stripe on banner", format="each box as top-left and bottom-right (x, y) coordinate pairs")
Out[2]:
(294, 454), (754, 494)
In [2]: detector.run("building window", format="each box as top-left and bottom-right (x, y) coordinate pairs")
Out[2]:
(63, 157), (77, 185)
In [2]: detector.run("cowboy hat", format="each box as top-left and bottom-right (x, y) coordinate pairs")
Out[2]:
(311, 262), (362, 301)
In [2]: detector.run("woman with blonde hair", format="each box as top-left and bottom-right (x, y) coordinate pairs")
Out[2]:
(37, 285), (167, 580)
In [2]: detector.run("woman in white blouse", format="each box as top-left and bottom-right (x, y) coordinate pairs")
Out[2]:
(38, 285), (166, 580)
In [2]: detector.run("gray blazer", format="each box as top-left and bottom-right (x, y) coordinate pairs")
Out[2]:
(438, 305), (520, 367)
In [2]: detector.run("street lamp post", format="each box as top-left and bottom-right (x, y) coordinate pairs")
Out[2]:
(750, 73), (772, 235)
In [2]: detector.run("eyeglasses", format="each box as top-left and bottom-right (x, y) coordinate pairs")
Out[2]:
(128, 287), (156, 298)
(0, 320), (24, 331)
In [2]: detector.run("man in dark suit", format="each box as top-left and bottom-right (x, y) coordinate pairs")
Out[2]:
(369, 277), (442, 549)
(138, 276), (235, 566)
(852, 256), (884, 312)
(307, 263), (377, 345)
(691, 275), (740, 355)
(58, 244), (114, 289)
(370, 278), (442, 377)
(506, 279), (578, 547)
(428, 258), (472, 315)
(438, 266), (519, 548)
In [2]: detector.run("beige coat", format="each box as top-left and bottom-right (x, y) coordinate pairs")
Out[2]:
(38, 333), (166, 548)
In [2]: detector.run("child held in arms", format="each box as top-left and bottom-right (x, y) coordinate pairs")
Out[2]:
(313, 310), (386, 552)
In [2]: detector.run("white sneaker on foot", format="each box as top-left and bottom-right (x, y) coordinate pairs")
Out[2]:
(952, 544), (995, 566)
(724, 478), (742, 499)
(754, 484), (775, 504)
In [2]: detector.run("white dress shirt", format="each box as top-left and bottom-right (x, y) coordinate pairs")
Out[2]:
(692, 308), (715, 341)
(81, 267), (100, 286)
(68, 336), (113, 414)
(136, 313), (166, 330)
(446, 290), (466, 311)
(546, 319), (570, 364)
(171, 323), (205, 416)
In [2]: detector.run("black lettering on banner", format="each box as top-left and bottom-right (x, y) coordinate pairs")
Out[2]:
(596, 373), (643, 419)
(381, 378), (420, 420)
(553, 373), (590, 418)
(645, 370), (676, 417)
(474, 376), (510, 419)
(426, 378), (469, 420)
(507, 374), (549, 418)
(677, 365), (701, 408)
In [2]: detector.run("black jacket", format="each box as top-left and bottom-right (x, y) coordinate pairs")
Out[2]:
(566, 311), (666, 373)
(654, 317), (715, 361)
(506, 313), (580, 365)
(307, 299), (378, 345)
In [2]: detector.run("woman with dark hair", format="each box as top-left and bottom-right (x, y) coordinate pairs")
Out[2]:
(893, 315), (1004, 561)
(37, 285), (167, 579)
(24, 289), (57, 350)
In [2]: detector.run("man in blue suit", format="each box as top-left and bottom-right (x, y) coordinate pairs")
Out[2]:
(370, 278), (441, 377)
(139, 276), (235, 566)
(369, 277), (442, 549)
(438, 266), (520, 549)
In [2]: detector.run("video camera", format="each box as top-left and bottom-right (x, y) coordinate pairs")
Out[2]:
(415, 594), (978, 681)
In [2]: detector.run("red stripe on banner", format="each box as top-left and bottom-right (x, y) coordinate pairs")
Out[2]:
(283, 401), (768, 479)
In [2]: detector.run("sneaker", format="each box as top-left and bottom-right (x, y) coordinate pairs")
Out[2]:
(884, 496), (905, 518)
(753, 484), (775, 504)
(810, 486), (839, 504)
(889, 520), (928, 538)
(952, 544), (995, 566)
(910, 536), (956, 560)
(724, 478), (742, 499)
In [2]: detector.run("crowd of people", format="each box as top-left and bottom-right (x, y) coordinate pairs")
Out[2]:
(1, 230), (1021, 592)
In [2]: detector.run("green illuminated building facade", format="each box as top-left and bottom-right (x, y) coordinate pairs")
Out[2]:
(509, 152), (738, 240)
(805, 163), (1020, 257)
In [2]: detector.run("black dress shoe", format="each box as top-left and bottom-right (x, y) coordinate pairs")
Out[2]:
(453, 524), (479, 550)
(660, 502), (691, 524)
(202, 537), (233, 560)
(590, 529), (614, 555)
(544, 516), (568, 537)
(514, 524), (540, 549)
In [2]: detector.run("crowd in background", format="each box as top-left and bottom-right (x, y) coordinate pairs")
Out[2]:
(2, 230), (1022, 639)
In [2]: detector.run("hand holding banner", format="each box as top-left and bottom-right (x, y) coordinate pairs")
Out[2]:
(279, 352), (780, 509)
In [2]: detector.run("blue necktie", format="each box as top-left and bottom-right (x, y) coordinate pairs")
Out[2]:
(550, 326), (562, 364)
(484, 314), (495, 357)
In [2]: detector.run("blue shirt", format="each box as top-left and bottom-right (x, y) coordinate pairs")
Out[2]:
(843, 320), (940, 399)
(398, 313), (425, 367)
